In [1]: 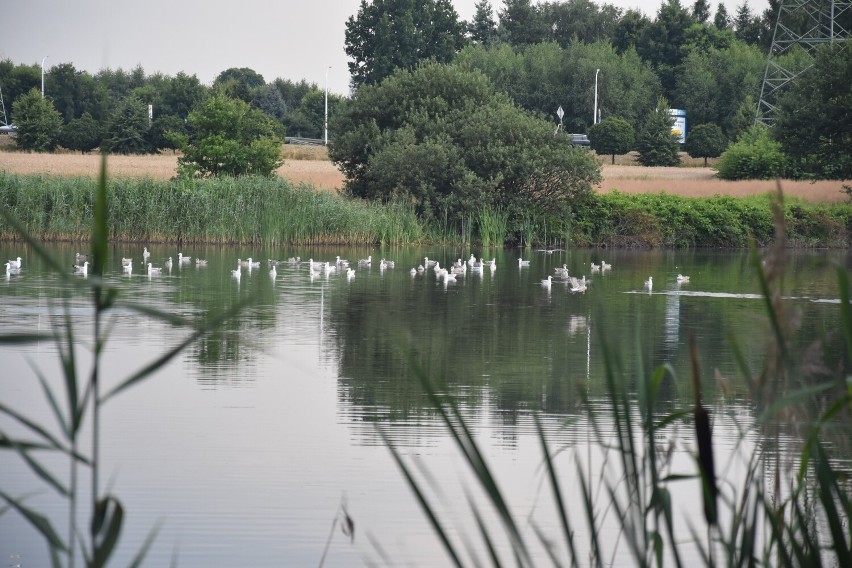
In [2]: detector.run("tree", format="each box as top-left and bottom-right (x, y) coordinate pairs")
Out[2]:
(176, 94), (284, 177)
(774, 43), (852, 179)
(213, 67), (265, 102)
(733, 1), (762, 45)
(612, 9), (651, 54)
(684, 122), (726, 165)
(636, 97), (681, 166)
(157, 72), (207, 119)
(588, 117), (636, 164)
(345, 0), (466, 87)
(147, 114), (186, 153)
(498, 0), (547, 46)
(636, 0), (696, 96)
(468, 0), (497, 45)
(692, 0), (711, 23)
(328, 62), (601, 231)
(714, 3), (731, 30)
(11, 88), (63, 151)
(103, 95), (150, 154)
(59, 112), (102, 153)
(1, 63), (40, 124)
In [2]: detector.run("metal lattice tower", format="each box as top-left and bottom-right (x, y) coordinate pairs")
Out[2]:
(757, 0), (851, 124)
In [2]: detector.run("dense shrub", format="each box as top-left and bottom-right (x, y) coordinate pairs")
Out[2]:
(715, 125), (788, 180)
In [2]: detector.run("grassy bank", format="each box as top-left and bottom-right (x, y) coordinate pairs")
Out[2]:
(0, 173), (850, 247)
(570, 190), (852, 248)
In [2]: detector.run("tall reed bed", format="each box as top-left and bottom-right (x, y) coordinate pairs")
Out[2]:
(0, 173), (426, 246)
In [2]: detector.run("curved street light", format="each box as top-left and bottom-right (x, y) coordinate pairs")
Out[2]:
(41, 56), (49, 97)
(593, 68), (600, 125)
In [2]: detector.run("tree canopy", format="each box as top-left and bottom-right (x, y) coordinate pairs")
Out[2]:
(175, 94), (284, 177)
(588, 117), (635, 164)
(344, 0), (466, 87)
(774, 43), (852, 179)
(329, 62), (601, 233)
(11, 89), (63, 152)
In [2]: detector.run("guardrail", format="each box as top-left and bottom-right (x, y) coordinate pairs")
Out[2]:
(285, 137), (324, 146)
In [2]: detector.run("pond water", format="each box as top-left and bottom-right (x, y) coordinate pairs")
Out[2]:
(0, 242), (849, 567)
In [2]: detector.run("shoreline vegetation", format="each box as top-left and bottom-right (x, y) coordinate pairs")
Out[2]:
(0, 170), (849, 248)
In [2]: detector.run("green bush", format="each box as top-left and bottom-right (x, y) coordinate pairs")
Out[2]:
(715, 125), (788, 180)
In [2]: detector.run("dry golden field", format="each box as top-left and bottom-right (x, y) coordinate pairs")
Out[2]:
(1, 141), (849, 203)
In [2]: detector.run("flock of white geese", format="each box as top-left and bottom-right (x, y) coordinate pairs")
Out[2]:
(6, 249), (690, 292)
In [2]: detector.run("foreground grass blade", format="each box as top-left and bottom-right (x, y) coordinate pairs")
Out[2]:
(378, 427), (464, 567)
(0, 489), (67, 553)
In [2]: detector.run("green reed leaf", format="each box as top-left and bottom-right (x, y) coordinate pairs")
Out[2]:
(91, 495), (124, 568)
(0, 489), (67, 552)
(0, 333), (53, 344)
(378, 427), (463, 568)
(534, 413), (578, 568)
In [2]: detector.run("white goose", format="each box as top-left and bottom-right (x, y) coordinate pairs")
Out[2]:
(541, 275), (552, 288)
(518, 258), (530, 268)
(147, 263), (162, 276)
(178, 252), (192, 264)
(269, 265), (277, 279)
(142, 247), (150, 261)
(165, 257), (173, 270)
(121, 257), (133, 266)
(346, 268), (356, 280)
(195, 258), (208, 267)
(676, 274), (690, 284)
(8, 256), (22, 270)
(73, 261), (89, 275)
(231, 262), (241, 279)
(601, 261), (612, 271)
(123, 260), (132, 274)
(644, 276), (653, 292)
(358, 255), (372, 267)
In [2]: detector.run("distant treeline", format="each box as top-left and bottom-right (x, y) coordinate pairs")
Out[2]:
(1, 173), (848, 248)
(0, 0), (814, 145)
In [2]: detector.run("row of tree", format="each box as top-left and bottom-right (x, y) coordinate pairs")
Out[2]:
(0, 60), (344, 153)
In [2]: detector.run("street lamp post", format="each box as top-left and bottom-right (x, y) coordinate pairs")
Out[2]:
(324, 66), (331, 145)
(41, 56), (49, 97)
(593, 68), (600, 125)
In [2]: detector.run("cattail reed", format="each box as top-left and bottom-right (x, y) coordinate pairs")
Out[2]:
(690, 334), (717, 526)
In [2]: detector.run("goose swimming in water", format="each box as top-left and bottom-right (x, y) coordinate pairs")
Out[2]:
(121, 257), (133, 266)
(358, 255), (372, 266)
(142, 247), (150, 261)
(8, 257), (22, 270)
(177, 252), (191, 264)
(518, 258), (530, 267)
(147, 263), (162, 275)
(123, 260), (132, 274)
(195, 258), (208, 267)
(541, 275), (552, 288)
(165, 257), (173, 270)
(676, 274), (690, 283)
(644, 276), (653, 292)
(73, 261), (88, 275)
(601, 261), (612, 271)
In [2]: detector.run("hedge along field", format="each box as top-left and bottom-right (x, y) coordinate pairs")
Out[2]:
(0, 173), (424, 246)
(0, 173), (850, 248)
(570, 190), (852, 248)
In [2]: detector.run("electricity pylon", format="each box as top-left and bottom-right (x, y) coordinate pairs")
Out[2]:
(756, 0), (851, 125)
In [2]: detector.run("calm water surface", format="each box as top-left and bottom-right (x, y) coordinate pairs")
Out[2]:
(0, 243), (849, 567)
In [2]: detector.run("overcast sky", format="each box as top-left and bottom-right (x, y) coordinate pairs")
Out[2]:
(4, 0), (768, 96)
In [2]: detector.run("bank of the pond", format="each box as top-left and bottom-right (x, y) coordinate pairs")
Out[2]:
(1, 173), (850, 247)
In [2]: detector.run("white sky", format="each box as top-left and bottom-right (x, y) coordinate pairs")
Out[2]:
(3, 0), (768, 96)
